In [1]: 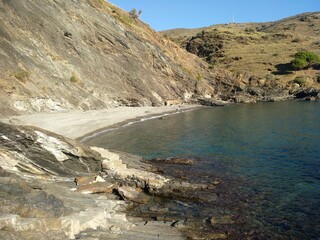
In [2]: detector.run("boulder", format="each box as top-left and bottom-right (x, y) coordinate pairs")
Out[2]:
(117, 186), (150, 204)
(0, 123), (102, 176)
(75, 182), (115, 194)
(198, 98), (230, 106)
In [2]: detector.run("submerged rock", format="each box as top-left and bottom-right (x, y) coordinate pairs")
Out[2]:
(150, 157), (195, 165)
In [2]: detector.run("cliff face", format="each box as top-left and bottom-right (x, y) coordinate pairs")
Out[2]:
(0, 0), (220, 116)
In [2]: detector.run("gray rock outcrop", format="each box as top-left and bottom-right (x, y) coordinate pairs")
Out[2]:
(0, 123), (186, 239)
(0, 0), (219, 116)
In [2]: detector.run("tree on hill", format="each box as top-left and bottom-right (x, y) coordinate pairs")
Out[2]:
(129, 8), (142, 19)
(291, 51), (320, 70)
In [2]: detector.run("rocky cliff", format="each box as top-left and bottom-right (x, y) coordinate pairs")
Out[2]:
(0, 0), (224, 116)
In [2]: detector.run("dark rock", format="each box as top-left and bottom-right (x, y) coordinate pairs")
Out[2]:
(295, 88), (320, 100)
(232, 94), (257, 104)
(198, 98), (230, 106)
(247, 87), (264, 96)
(149, 157), (195, 165)
(64, 31), (72, 38)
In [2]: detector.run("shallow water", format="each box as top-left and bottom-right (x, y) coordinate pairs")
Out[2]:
(86, 101), (320, 239)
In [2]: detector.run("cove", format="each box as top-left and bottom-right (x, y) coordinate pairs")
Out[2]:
(85, 101), (320, 239)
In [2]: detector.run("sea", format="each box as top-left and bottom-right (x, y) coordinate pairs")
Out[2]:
(85, 101), (320, 239)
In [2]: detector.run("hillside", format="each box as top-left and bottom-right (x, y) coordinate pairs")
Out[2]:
(162, 12), (320, 87)
(0, 2), (319, 117)
(0, 0), (226, 116)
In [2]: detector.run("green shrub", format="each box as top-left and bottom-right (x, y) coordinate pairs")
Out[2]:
(129, 8), (142, 19)
(208, 64), (215, 69)
(291, 57), (308, 70)
(291, 76), (307, 85)
(70, 73), (78, 83)
(13, 70), (30, 82)
(317, 75), (320, 83)
(244, 27), (255, 33)
(265, 74), (275, 81)
(291, 51), (320, 70)
(113, 11), (134, 26)
(196, 73), (203, 81)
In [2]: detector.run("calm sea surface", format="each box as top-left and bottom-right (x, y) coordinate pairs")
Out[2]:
(85, 101), (320, 239)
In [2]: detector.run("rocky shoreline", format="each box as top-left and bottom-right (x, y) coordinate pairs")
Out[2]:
(1, 96), (319, 239)
(0, 122), (217, 239)
(0, 121), (280, 240)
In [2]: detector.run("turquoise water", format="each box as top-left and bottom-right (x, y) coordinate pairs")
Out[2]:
(85, 101), (320, 239)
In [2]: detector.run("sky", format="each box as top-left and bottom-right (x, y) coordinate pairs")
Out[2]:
(109, 0), (320, 31)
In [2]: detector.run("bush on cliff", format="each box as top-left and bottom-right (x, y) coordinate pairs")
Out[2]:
(129, 9), (142, 19)
(291, 51), (320, 70)
(291, 76), (307, 86)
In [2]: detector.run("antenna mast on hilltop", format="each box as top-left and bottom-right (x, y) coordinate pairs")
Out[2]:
(232, 15), (235, 24)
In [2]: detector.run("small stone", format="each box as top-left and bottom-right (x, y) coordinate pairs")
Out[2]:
(109, 225), (122, 235)
(94, 176), (105, 183)
(212, 178), (222, 185)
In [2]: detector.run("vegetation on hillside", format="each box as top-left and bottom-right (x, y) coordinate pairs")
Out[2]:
(129, 8), (142, 19)
(291, 51), (320, 70)
(162, 12), (320, 86)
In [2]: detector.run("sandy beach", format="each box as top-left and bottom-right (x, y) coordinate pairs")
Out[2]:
(1, 105), (198, 140)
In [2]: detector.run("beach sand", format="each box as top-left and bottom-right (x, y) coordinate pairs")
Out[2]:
(1, 105), (198, 140)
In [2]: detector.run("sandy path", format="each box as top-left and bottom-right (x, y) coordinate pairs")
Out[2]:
(1, 106), (198, 140)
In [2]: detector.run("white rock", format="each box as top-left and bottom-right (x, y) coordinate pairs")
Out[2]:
(35, 130), (77, 162)
(110, 225), (122, 235)
(13, 101), (28, 111)
(0, 214), (20, 229)
(94, 175), (105, 183)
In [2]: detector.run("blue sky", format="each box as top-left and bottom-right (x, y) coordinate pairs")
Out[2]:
(109, 0), (319, 31)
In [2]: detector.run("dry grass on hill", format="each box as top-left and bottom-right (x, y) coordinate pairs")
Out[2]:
(162, 12), (320, 86)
